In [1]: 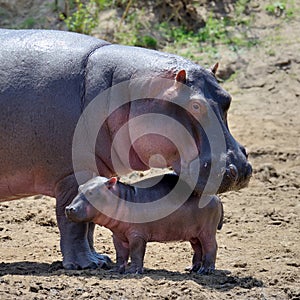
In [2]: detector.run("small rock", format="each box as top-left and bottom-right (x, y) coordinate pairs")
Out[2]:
(29, 286), (40, 293)
(268, 220), (282, 225)
(269, 278), (279, 286)
(259, 268), (268, 272)
(81, 292), (91, 298)
(275, 59), (291, 70)
(217, 64), (236, 81)
(286, 262), (300, 267)
(233, 262), (247, 268)
(0, 235), (12, 241)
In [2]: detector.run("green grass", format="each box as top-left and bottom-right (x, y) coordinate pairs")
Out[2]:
(265, 0), (296, 19)
(157, 13), (258, 57)
(266, 48), (276, 56)
(0, 7), (9, 19)
(18, 17), (37, 29)
(265, 1), (286, 16)
(61, 0), (100, 34)
(59, 0), (259, 57)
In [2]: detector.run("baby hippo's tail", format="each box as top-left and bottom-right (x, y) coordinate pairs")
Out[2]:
(217, 201), (224, 230)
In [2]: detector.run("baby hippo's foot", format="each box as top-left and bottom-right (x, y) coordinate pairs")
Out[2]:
(109, 264), (126, 274)
(127, 265), (144, 274)
(197, 264), (215, 275)
(185, 262), (202, 273)
(186, 262), (215, 275)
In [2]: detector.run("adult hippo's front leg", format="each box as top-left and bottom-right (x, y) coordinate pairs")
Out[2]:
(55, 175), (111, 269)
(87, 222), (112, 264)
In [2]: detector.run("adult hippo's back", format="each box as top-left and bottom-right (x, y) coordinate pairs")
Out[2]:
(0, 29), (251, 269)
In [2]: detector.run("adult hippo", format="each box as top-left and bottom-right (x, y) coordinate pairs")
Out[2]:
(0, 29), (251, 269)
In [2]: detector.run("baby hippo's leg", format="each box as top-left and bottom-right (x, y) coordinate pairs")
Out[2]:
(188, 238), (203, 272)
(128, 236), (147, 274)
(197, 231), (218, 275)
(113, 235), (129, 274)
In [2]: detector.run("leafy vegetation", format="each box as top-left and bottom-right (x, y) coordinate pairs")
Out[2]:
(18, 17), (37, 29)
(58, 0), (259, 58)
(265, 1), (286, 16)
(155, 2), (258, 57)
(265, 1), (295, 18)
(60, 0), (100, 34)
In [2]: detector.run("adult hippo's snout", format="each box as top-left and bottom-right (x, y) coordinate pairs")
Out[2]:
(218, 146), (252, 193)
(221, 161), (252, 191)
(185, 129), (252, 195)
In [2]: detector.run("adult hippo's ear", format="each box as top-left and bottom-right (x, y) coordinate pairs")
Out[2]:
(160, 69), (187, 101)
(210, 62), (219, 76)
(106, 177), (117, 189)
(175, 69), (187, 84)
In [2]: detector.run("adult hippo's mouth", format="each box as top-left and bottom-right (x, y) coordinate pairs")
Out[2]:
(218, 161), (252, 193)
(218, 143), (253, 193)
(180, 143), (252, 195)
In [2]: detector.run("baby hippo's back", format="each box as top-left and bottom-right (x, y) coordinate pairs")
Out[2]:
(132, 190), (223, 243)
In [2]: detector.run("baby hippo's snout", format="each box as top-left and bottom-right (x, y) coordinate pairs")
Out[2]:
(65, 205), (80, 222)
(65, 194), (96, 223)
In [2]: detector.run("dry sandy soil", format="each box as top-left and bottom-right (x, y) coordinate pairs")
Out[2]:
(0, 1), (299, 299)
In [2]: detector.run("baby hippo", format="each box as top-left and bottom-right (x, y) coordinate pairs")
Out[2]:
(66, 174), (223, 274)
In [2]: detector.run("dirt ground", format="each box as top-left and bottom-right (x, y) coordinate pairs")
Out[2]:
(1, 2), (300, 300)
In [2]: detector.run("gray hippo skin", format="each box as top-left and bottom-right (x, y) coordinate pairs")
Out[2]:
(66, 174), (224, 274)
(0, 29), (251, 270)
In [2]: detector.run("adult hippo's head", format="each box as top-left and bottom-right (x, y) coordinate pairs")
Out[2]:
(122, 62), (252, 195)
(74, 49), (252, 196)
(177, 63), (252, 193)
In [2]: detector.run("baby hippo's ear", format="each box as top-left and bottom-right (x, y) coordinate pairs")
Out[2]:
(106, 177), (118, 189)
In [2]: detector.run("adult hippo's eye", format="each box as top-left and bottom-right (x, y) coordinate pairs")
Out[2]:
(192, 103), (200, 110)
(188, 99), (207, 119)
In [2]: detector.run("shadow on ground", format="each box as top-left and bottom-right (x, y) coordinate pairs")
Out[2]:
(0, 261), (263, 291)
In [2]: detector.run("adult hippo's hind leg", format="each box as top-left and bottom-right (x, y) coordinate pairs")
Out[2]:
(55, 174), (111, 269)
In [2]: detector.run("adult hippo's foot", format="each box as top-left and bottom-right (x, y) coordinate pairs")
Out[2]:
(60, 222), (111, 270)
(55, 175), (111, 270)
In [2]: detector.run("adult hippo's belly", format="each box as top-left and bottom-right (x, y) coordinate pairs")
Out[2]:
(0, 29), (252, 269)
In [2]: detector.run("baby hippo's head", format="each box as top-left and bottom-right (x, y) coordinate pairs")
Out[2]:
(65, 176), (118, 222)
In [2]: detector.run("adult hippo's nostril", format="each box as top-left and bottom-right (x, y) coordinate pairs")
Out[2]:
(228, 164), (238, 181)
